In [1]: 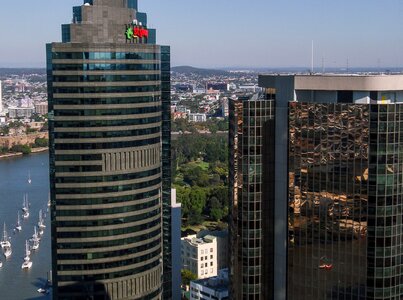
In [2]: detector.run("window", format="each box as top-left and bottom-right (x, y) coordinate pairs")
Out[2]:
(210, 262), (213, 266)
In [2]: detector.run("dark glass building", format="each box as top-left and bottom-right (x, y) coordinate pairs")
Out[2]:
(230, 74), (403, 300)
(47, 1), (171, 299)
(229, 95), (274, 300)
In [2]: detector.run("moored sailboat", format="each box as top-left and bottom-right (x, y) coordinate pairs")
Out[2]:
(22, 194), (29, 219)
(3, 246), (12, 259)
(38, 210), (46, 229)
(1, 223), (11, 248)
(21, 240), (32, 269)
(15, 212), (22, 232)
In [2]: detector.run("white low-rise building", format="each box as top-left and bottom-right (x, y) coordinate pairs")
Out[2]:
(190, 269), (229, 300)
(197, 230), (228, 271)
(181, 235), (217, 279)
(188, 113), (207, 123)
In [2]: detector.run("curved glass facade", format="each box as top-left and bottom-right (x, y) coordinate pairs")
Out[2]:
(48, 44), (165, 300)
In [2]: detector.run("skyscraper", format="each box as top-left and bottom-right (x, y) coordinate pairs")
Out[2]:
(47, 1), (171, 299)
(230, 74), (403, 299)
(229, 94), (274, 300)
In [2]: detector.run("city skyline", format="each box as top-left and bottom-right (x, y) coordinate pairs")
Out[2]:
(1, 0), (403, 68)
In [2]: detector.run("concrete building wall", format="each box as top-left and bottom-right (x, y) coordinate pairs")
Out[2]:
(181, 236), (218, 279)
(171, 189), (182, 300)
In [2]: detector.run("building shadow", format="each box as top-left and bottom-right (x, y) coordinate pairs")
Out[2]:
(26, 277), (52, 300)
(28, 281), (112, 300)
(57, 281), (113, 300)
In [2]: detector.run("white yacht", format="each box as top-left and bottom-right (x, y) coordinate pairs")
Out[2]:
(31, 237), (39, 250)
(1, 223), (11, 248)
(31, 226), (41, 243)
(22, 194), (29, 219)
(3, 246), (12, 259)
(15, 212), (22, 232)
(21, 240), (32, 269)
(24, 240), (31, 260)
(38, 210), (46, 229)
(31, 227), (40, 250)
(28, 171), (32, 184)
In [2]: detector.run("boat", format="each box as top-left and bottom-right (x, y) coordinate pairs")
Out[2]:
(15, 212), (22, 232)
(24, 240), (31, 260)
(31, 238), (39, 250)
(31, 227), (40, 250)
(21, 259), (32, 269)
(3, 246), (12, 258)
(47, 193), (51, 207)
(28, 171), (32, 184)
(0, 260), (3, 268)
(47, 270), (52, 286)
(1, 223), (11, 248)
(38, 210), (46, 229)
(22, 194), (29, 219)
(21, 240), (32, 269)
(37, 288), (49, 294)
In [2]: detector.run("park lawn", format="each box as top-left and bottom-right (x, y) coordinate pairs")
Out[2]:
(188, 160), (210, 171)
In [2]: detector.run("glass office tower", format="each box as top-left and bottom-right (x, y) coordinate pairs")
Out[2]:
(229, 94), (274, 300)
(230, 74), (403, 300)
(47, 1), (170, 299)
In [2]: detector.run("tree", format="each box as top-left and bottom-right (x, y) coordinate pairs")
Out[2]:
(177, 186), (207, 224)
(209, 196), (224, 221)
(10, 144), (31, 155)
(34, 138), (48, 148)
(181, 269), (197, 286)
(0, 126), (9, 136)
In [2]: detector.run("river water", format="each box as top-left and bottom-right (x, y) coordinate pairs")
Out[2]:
(0, 152), (51, 300)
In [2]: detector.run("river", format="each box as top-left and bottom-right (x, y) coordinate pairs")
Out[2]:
(0, 152), (51, 300)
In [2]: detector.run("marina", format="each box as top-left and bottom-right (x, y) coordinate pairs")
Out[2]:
(0, 152), (51, 299)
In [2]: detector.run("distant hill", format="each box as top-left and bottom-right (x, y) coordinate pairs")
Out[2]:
(172, 66), (229, 76)
(0, 68), (46, 76)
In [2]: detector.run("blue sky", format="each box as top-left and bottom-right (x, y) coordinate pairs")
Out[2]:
(0, 0), (403, 68)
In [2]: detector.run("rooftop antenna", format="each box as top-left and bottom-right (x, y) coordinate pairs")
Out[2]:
(321, 56), (325, 74)
(311, 40), (314, 74)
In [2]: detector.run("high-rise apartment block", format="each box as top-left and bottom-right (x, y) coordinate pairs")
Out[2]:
(230, 74), (403, 300)
(47, 1), (171, 299)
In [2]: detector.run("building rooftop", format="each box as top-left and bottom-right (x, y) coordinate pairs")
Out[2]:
(259, 74), (403, 91)
(182, 235), (216, 246)
(192, 269), (229, 292)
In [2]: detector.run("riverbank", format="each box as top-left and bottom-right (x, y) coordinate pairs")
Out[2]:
(0, 152), (23, 159)
(0, 147), (48, 160)
(31, 147), (49, 153)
